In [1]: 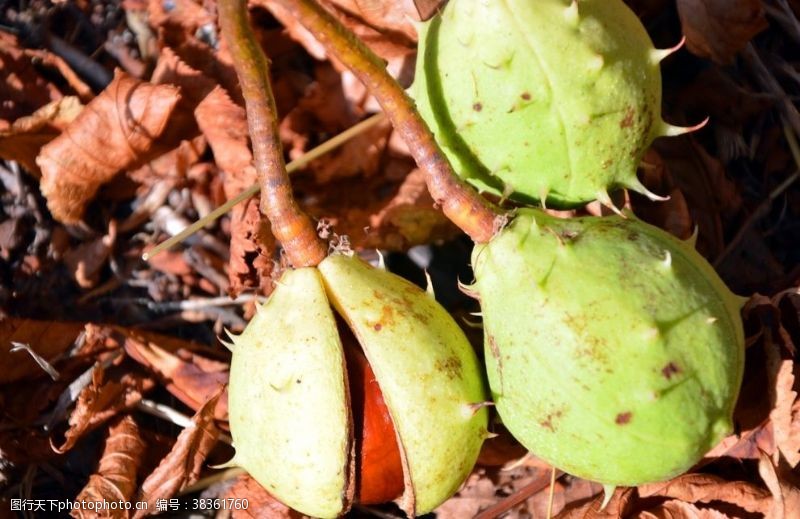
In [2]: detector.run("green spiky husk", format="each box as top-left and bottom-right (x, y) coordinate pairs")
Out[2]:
(412, 0), (666, 206)
(471, 209), (745, 485)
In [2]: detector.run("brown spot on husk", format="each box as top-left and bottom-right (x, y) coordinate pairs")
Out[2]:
(661, 362), (681, 379)
(539, 410), (563, 432)
(615, 412), (632, 425)
(620, 106), (635, 128)
(435, 356), (463, 380)
(521, 92), (531, 100)
(473, 102), (483, 111)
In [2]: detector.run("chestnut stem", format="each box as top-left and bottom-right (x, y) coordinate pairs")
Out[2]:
(270, 0), (503, 244)
(218, 0), (327, 267)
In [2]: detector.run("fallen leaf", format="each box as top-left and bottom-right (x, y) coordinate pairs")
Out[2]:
(638, 473), (772, 514)
(329, 0), (419, 41)
(21, 49), (94, 102)
(133, 391), (222, 518)
(0, 32), (62, 125)
(63, 220), (118, 289)
(366, 168), (460, 249)
(412, 0), (445, 21)
(52, 363), (156, 453)
(72, 415), (146, 518)
(638, 500), (730, 519)
(146, 0), (213, 33)
(0, 97), (83, 176)
(194, 86), (275, 296)
(0, 318), (85, 384)
(651, 138), (742, 260)
(436, 470), (500, 518)
(37, 70), (181, 224)
(123, 334), (229, 420)
(758, 451), (800, 519)
(221, 475), (302, 519)
(766, 333), (800, 467)
(556, 486), (636, 518)
(677, 0), (768, 64)
(258, 0), (417, 86)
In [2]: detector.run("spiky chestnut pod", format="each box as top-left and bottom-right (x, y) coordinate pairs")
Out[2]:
(411, 0), (698, 207)
(226, 255), (488, 517)
(469, 209), (746, 486)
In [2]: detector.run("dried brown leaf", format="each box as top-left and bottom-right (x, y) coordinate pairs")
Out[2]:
(221, 475), (302, 519)
(0, 318), (85, 384)
(638, 473), (772, 514)
(132, 391), (222, 518)
(0, 32), (62, 125)
(556, 486), (636, 518)
(651, 139), (741, 259)
(436, 471), (500, 518)
(123, 334), (229, 421)
(194, 86), (275, 296)
(63, 220), (118, 289)
(37, 70), (181, 224)
(147, 0), (213, 33)
(72, 415), (146, 519)
(329, 0), (419, 40)
(677, 0), (768, 64)
(53, 364), (156, 453)
(412, 0), (445, 21)
(766, 341), (800, 467)
(637, 500), (730, 519)
(259, 0), (416, 77)
(366, 168), (460, 249)
(758, 451), (800, 519)
(0, 97), (83, 176)
(22, 49), (94, 102)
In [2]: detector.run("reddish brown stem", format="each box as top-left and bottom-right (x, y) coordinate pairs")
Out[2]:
(270, 0), (502, 244)
(218, 0), (327, 267)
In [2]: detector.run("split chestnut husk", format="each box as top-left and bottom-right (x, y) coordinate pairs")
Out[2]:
(225, 254), (488, 517)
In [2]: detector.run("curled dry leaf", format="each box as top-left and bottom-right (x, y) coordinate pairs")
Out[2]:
(123, 332), (229, 421)
(329, 0), (419, 41)
(710, 289), (800, 465)
(0, 32), (62, 125)
(37, 70), (181, 224)
(0, 318), (85, 384)
(556, 486), (636, 519)
(72, 415), (146, 519)
(221, 475), (302, 519)
(366, 168), (460, 250)
(637, 473), (772, 515)
(63, 220), (118, 289)
(638, 500), (729, 519)
(132, 390), (222, 518)
(258, 0), (417, 84)
(194, 86), (275, 296)
(651, 138), (741, 259)
(676, 0), (768, 64)
(52, 364), (156, 454)
(758, 451), (800, 519)
(146, 0), (213, 34)
(0, 97), (83, 176)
